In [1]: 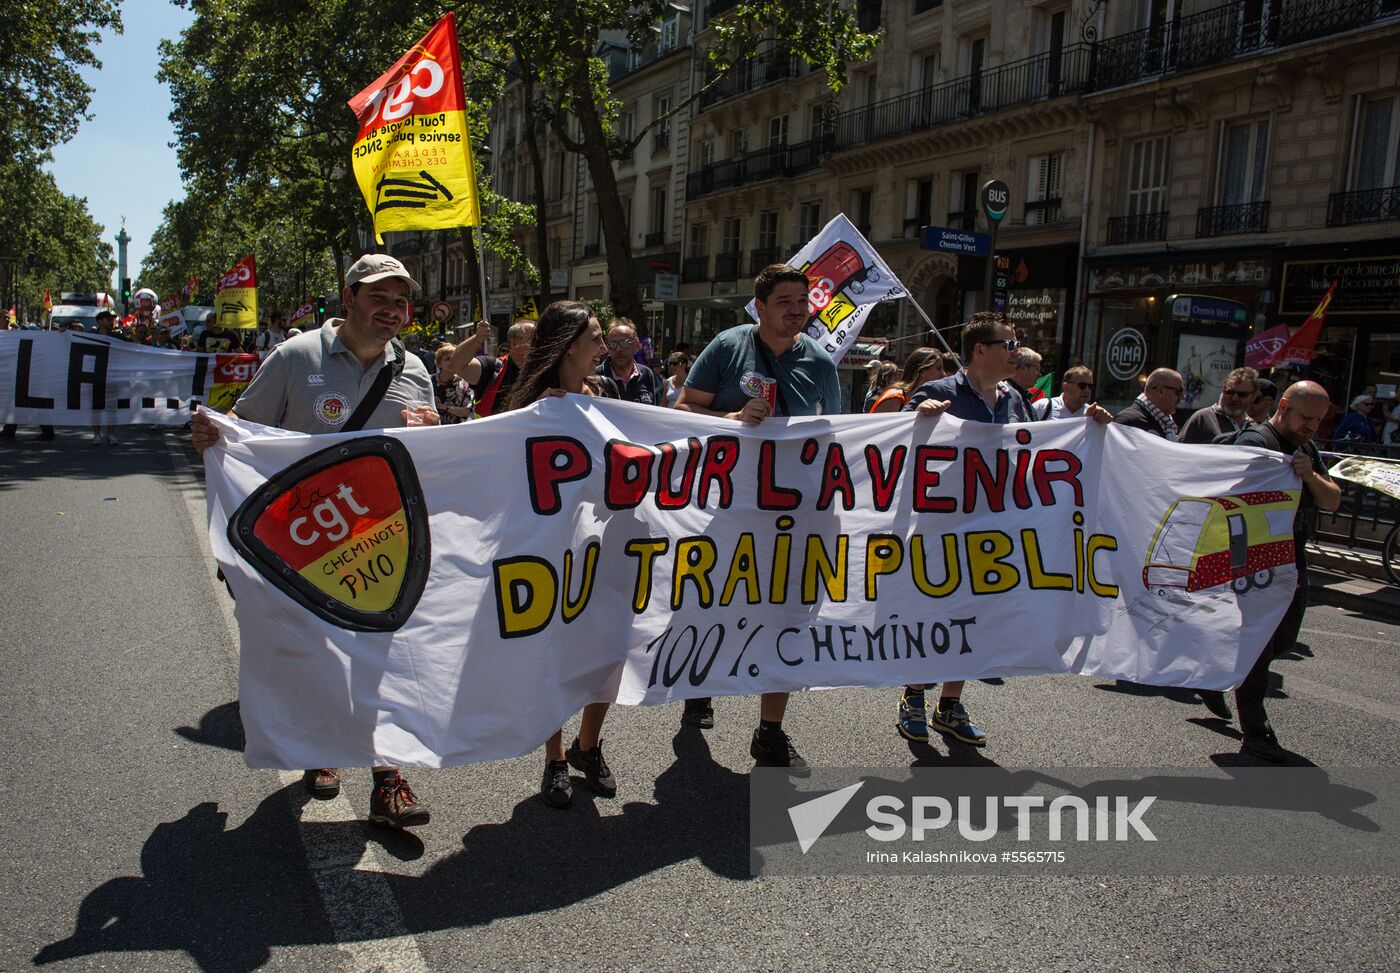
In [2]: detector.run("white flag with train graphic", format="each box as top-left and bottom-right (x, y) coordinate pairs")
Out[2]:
(745, 214), (908, 364)
(200, 399), (1302, 770)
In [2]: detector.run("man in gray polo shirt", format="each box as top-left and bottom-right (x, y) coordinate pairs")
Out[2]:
(192, 253), (438, 829)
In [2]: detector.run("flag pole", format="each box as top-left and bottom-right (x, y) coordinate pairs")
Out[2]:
(901, 296), (957, 356)
(475, 226), (489, 323)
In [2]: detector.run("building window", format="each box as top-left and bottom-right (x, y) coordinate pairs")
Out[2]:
(654, 95), (672, 150)
(768, 114), (789, 148)
(1125, 135), (1171, 216)
(554, 154), (567, 201)
(650, 187), (667, 236)
(689, 222), (709, 256)
(699, 138), (715, 167)
(854, 188), (874, 236)
(1026, 153), (1063, 224)
(798, 201), (822, 242)
(659, 13), (679, 54)
(730, 127), (749, 159)
(721, 217), (742, 254)
(758, 211), (779, 250)
(949, 170), (979, 229)
(905, 179), (932, 236)
(1351, 94), (1400, 191)
(1216, 118), (1270, 206)
(913, 0), (943, 15)
(809, 103), (827, 139)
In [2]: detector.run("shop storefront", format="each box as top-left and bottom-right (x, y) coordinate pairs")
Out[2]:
(958, 243), (1079, 377)
(1275, 247), (1400, 429)
(1083, 254), (1273, 413)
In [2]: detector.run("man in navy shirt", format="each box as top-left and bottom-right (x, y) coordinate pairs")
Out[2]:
(596, 318), (660, 405)
(676, 264), (842, 775)
(903, 312), (1111, 749)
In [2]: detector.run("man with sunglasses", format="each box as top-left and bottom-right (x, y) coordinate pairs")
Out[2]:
(901, 312), (1111, 748)
(1033, 365), (1096, 419)
(1114, 368), (1185, 440)
(1179, 367), (1258, 445)
(596, 318), (660, 405)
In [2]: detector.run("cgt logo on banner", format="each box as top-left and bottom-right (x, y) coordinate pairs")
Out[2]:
(200, 398), (1302, 772)
(745, 215), (909, 364)
(0, 331), (258, 425)
(215, 255), (259, 331)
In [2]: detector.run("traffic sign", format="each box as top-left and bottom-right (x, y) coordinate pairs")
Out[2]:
(431, 301), (454, 325)
(654, 272), (680, 301)
(981, 180), (1010, 223)
(921, 226), (991, 257)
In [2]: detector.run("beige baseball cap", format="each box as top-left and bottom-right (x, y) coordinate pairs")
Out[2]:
(345, 253), (421, 293)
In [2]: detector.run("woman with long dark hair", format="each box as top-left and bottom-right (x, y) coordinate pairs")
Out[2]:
(869, 347), (955, 414)
(502, 300), (619, 809)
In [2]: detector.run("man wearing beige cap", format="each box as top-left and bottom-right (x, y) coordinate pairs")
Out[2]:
(192, 252), (438, 829)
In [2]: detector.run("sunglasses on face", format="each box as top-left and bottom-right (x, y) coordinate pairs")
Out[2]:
(979, 338), (1020, 351)
(1222, 388), (1254, 398)
(606, 338), (636, 349)
(1066, 381), (1094, 390)
(1157, 385), (1184, 395)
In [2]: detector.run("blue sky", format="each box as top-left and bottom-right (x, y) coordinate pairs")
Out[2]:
(47, 0), (196, 288)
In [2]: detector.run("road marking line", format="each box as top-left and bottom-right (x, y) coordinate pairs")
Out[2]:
(1299, 627), (1397, 647)
(1282, 672), (1400, 724)
(163, 430), (430, 972)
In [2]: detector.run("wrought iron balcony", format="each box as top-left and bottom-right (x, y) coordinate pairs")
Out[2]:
(685, 138), (825, 200)
(699, 46), (801, 109)
(1088, 0), (1400, 92)
(1024, 197), (1064, 225)
(830, 45), (1092, 150)
(1107, 211), (1169, 245)
(749, 247), (781, 275)
(1196, 201), (1269, 238)
(644, 231), (666, 248)
(715, 252), (742, 280)
(582, 243), (602, 259)
(1328, 185), (1400, 226)
(682, 255), (710, 282)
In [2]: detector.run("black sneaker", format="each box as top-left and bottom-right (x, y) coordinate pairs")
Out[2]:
(682, 697), (714, 729)
(566, 738), (617, 797)
(540, 759), (573, 808)
(750, 727), (811, 777)
(1198, 690), (1233, 720)
(1242, 725), (1287, 763)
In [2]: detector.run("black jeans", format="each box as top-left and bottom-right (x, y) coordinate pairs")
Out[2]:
(1235, 566), (1308, 733)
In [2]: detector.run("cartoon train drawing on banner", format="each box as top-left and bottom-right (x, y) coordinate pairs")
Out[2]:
(1118, 489), (1301, 634)
(800, 241), (882, 341)
(1141, 490), (1301, 596)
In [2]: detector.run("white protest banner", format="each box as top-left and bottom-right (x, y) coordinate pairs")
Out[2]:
(1327, 455), (1400, 501)
(1, 331), (258, 425)
(744, 214), (908, 364)
(202, 399), (1302, 770)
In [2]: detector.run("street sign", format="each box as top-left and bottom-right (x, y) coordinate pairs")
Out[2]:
(654, 272), (680, 301)
(921, 226), (991, 257)
(549, 268), (570, 289)
(992, 255), (1010, 313)
(981, 180), (1010, 223)
(1168, 294), (1247, 325)
(1105, 327), (1148, 381)
(431, 300), (454, 325)
(487, 295), (512, 315)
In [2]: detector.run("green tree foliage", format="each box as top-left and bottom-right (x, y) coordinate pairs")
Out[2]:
(457, 0), (879, 322)
(0, 0), (122, 317)
(154, 0), (532, 307)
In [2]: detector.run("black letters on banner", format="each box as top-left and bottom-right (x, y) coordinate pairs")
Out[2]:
(67, 342), (110, 410)
(14, 339), (55, 410)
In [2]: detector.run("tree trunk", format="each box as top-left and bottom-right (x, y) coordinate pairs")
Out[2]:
(567, 69), (643, 324)
(519, 69), (553, 307)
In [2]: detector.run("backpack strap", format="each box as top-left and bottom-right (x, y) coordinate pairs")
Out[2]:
(343, 338), (407, 432)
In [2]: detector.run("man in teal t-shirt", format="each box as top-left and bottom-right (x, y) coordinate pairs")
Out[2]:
(675, 263), (841, 776)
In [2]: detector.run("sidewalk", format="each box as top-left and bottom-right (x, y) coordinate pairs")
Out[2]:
(1306, 540), (1400, 621)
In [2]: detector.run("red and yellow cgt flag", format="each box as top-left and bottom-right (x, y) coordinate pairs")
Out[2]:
(290, 300), (316, 330)
(1268, 280), (1336, 368)
(215, 256), (259, 331)
(347, 13), (480, 242)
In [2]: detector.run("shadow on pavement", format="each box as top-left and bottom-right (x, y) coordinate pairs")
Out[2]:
(174, 701), (246, 752)
(35, 726), (753, 972)
(0, 428), (178, 492)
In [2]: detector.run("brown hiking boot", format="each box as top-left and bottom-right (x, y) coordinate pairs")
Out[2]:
(369, 773), (430, 829)
(303, 768), (341, 800)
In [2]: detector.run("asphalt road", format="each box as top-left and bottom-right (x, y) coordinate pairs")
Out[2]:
(2, 426), (1398, 973)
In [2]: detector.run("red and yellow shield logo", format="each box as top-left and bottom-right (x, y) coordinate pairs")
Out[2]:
(227, 436), (430, 631)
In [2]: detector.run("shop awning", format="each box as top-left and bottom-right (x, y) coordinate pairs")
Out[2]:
(658, 295), (753, 310)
